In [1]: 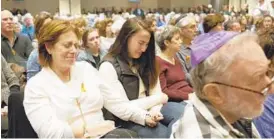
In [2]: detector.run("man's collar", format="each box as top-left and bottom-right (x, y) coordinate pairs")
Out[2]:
(189, 93), (246, 137)
(1, 32), (18, 41)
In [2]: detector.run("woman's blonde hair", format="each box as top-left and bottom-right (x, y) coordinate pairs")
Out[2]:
(37, 20), (81, 67)
(72, 17), (87, 27)
(94, 18), (113, 37)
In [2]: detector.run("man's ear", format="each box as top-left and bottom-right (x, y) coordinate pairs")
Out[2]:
(203, 84), (224, 105)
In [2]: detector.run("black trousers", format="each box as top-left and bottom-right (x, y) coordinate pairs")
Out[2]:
(7, 92), (38, 138)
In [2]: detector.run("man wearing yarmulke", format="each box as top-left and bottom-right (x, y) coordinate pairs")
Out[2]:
(171, 31), (274, 138)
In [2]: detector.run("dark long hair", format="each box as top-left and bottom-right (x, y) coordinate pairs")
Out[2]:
(107, 18), (159, 89)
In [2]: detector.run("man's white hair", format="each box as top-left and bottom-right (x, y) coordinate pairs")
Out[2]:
(190, 31), (259, 100)
(22, 13), (33, 22)
(175, 14), (196, 28)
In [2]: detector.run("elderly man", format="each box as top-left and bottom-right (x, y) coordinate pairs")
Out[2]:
(21, 13), (35, 41)
(172, 31), (274, 138)
(175, 14), (198, 84)
(1, 10), (33, 68)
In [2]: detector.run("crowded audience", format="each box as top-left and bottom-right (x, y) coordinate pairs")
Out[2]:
(2, 0), (274, 138)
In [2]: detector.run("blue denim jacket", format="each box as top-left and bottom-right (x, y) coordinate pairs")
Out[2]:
(27, 49), (41, 80)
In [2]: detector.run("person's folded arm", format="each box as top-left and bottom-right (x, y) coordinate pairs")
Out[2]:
(99, 62), (151, 125)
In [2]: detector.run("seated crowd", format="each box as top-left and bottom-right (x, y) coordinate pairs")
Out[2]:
(1, 4), (274, 138)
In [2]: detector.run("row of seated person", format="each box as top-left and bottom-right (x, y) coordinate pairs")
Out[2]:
(4, 13), (274, 138)
(9, 18), (191, 138)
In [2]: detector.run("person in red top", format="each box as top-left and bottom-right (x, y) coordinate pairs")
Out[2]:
(156, 25), (193, 102)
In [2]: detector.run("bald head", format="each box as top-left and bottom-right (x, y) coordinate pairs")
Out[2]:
(1, 10), (14, 33)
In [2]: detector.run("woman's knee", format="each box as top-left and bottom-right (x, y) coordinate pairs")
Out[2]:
(137, 123), (169, 138)
(161, 102), (185, 119)
(102, 128), (139, 138)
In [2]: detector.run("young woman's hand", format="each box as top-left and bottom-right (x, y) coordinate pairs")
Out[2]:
(145, 113), (157, 127)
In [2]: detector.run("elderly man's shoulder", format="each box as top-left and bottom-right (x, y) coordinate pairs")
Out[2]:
(16, 33), (32, 43)
(172, 102), (225, 138)
(172, 103), (205, 138)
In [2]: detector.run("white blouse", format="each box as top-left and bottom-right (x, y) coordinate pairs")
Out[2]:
(99, 62), (165, 125)
(24, 61), (145, 138)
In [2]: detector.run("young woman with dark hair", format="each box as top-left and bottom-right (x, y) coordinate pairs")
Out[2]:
(99, 18), (184, 138)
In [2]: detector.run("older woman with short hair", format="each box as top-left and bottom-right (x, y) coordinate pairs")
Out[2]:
(24, 20), (138, 138)
(156, 25), (193, 102)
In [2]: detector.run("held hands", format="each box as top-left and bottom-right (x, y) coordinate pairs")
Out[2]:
(145, 93), (167, 128)
(145, 108), (164, 128)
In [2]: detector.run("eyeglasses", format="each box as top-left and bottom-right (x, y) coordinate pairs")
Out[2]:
(210, 77), (274, 96)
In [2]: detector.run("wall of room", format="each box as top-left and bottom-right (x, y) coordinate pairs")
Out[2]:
(158, 0), (171, 9)
(2, 0), (236, 15)
(2, 0), (59, 15)
(81, 0), (158, 11)
(170, 0), (210, 9)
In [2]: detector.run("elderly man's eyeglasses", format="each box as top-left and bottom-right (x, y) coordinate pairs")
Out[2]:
(210, 78), (274, 96)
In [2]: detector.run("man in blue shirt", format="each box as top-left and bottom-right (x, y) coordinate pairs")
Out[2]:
(21, 13), (35, 41)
